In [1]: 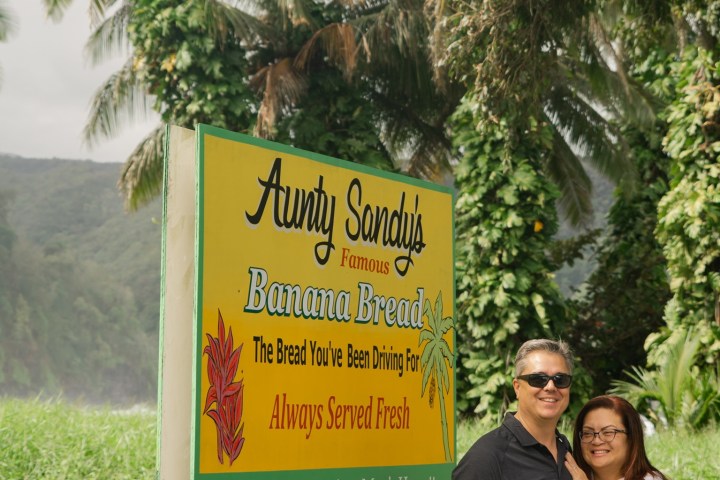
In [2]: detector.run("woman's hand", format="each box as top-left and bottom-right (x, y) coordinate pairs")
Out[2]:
(564, 452), (590, 480)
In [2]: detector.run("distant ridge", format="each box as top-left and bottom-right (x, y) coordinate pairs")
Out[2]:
(0, 154), (161, 404)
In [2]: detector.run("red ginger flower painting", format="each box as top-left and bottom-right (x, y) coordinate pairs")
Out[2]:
(204, 309), (245, 465)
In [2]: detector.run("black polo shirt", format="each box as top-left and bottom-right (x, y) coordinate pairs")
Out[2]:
(452, 412), (572, 480)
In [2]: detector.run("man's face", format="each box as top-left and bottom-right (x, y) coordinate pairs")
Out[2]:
(513, 351), (571, 424)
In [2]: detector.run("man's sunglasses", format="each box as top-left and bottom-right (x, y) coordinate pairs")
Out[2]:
(516, 373), (572, 389)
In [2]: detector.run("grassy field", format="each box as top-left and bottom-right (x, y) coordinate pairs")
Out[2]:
(0, 397), (155, 479)
(1, 397), (718, 479)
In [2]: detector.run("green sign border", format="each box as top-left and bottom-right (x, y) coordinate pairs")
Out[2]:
(190, 123), (457, 479)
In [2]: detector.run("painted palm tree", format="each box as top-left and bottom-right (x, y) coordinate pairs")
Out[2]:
(419, 291), (454, 462)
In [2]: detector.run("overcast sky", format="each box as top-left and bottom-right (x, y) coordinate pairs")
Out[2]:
(0, 1), (158, 164)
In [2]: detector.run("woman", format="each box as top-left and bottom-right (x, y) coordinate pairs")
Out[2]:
(564, 395), (668, 480)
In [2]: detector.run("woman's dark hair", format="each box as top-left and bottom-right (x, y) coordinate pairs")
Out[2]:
(572, 395), (668, 480)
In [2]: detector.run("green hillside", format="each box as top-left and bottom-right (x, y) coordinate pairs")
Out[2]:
(0, 153), (610, 404)
(0, 154), (161, 404)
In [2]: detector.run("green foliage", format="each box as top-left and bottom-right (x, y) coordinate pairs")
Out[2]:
(0, 397), (155, 479)
(611, 329), (720, 430)
(272, 70), (395, 172)
(89, 0), (458, 207)
(653, 46), (720, 366)
(452, 98), (573, 421)
(445, 1), (653, 423)
(442, 0), (642, 225)
(130, 1), (256, 133)
(568, 125), (671, 395)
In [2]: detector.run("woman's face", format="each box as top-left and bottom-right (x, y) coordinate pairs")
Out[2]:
(580, 408), (629, 477)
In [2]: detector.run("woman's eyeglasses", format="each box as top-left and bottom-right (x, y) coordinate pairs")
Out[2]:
(579, 428), (627, 443)
(516, 373), (573, 389)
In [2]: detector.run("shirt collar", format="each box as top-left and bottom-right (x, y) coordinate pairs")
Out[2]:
(503, 411), (567, 449)
(503, 411), (539, 447)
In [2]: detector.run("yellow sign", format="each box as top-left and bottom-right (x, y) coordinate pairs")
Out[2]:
(192, 124), (455, 479)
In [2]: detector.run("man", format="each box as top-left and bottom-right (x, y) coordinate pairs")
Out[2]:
(453, 339), (574, 480)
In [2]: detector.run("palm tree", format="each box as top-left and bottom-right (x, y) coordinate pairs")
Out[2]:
(419, 291), (454, 462)
(611, 328), (720, 430)
(47, 0), (461, 210)
(430, 1), (660, 225)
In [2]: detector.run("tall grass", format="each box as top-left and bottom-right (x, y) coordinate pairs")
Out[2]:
(0, 397), (155, 480)
(644, 427), (720, 479)
(1, 397), (717, 479)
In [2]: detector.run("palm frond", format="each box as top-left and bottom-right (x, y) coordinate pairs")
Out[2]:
(403, 133), (454, 181)
(546, 125), (593, 227)
(43, 0), (73, 22)
(611, 328), (705, 429)
(358, 0), (428, 70)
(201, 0), (267, 46)
(43, 0), (111, 25)
(374, 92), (455, 179)
(610, 367), (664, 412)
(564, 18), (658, 131)
(83, 57), (154, 145)
(545, 84), (637, 195)
(118, 126), (165, 211)
(251, 58), (307, 138)
(84, 2), (132, 66)
(659, 330), (701, 425)
(423, 0), (451, 91)
(89, 0), (120, 27)
(0, 2), (15, 42)
(273, 0), (317, 29)
(295, 23), (362, 81)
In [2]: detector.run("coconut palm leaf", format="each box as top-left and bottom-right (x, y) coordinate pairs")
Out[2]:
(251, 57), (308, 138)
(43, 0), (109, 24)
(546, 125), (594, 226)
(427, 1), (651, 225)
(295, 23), (362, 80)
(274, 0), (317, 29)
(562, 15), (658, 131)
(118, 126), (165, 210)
(545, 83), (637, 195)
(0, 1), (14, 89)
(357, 0), (434, 99)
(71, 0), (457, 209)
(0, 1), (13, 42)
(84, 0), (131, 65)
(83, 58), (153, 145)
(43, 0), (74, 21)
(376, 93), (455, 178)
(201, 0), (268, 45)
(611, 328), (705, 428)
